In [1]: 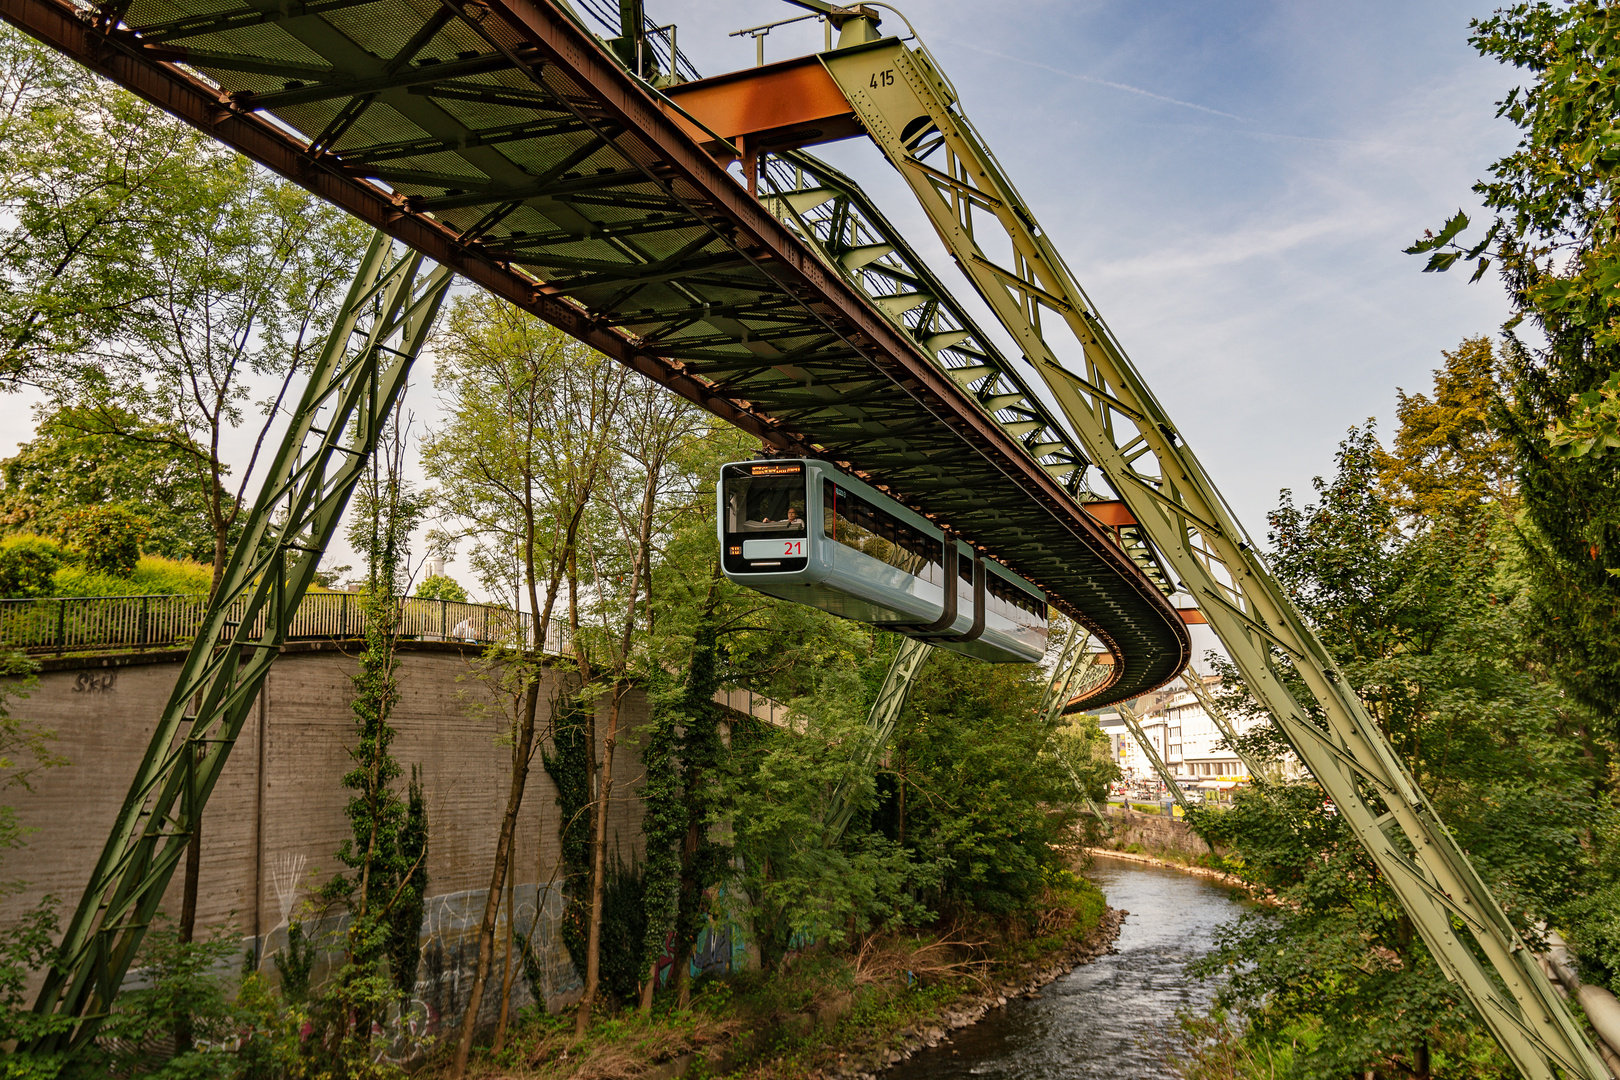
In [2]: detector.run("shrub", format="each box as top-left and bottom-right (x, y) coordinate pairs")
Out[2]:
(0, 537), (62, 598)
(414, 574), (468, 603)
(56, 506), (149, 577)
(51, 555), (211, 598)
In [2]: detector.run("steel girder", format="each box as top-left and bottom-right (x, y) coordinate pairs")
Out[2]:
(0, 0), (1188, 706)
(818, 34), (1608, 1080)
(22, 234), (451, 1052)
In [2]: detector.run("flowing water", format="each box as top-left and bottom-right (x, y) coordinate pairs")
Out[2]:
(888, 857), (1249, 1080)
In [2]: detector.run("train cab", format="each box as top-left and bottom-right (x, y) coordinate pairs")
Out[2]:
(718, 459), (1047, 663)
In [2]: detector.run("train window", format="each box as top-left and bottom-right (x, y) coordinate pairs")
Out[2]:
(823, 480), (939, 572)
(723, 463), (808, 537)
(986, 573), (1045, 618)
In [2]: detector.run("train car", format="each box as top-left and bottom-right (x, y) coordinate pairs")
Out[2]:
(718, 459), (1047, 663)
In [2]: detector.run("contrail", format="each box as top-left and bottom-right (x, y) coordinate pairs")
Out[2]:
(955, 43), (1249, 123)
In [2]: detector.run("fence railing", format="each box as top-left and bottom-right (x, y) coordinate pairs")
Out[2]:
(0, 592), (572, 657)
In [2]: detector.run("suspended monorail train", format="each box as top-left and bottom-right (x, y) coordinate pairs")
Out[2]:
(718, 459), (1048, 663)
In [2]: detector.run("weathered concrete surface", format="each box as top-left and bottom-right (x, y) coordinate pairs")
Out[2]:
(1100, 805), (1213, 861)
(2, 640), (649, 1043)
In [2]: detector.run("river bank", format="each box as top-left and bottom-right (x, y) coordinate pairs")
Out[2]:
(448, 875), (1126, 1080)
(888, 859), (1250, 1080)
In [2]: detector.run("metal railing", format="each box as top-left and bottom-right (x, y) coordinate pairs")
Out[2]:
(0, 591), (571, 657)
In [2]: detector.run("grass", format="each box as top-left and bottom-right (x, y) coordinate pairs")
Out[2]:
(446, 874), (1112, 1080)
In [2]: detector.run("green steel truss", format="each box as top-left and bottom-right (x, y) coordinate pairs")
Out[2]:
(823, 636), (931, 840)
(24, 234), (451, 1052)
(758, 152), (1177, 601)
(1113, 698), (1188, 812)
(1178, 668), (1265, 783)
(0, 0), (1188, 710)
(818, 33), (1608, 1080)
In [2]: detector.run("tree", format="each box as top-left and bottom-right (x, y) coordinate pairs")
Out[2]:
(890, 651), (1081, 917)
(1377, 336), (1517, 521)
(568, 372), (708, 1031)
(1190, 420), (1594, 1077)
(55, 159), (370, 595)
(1406, 3), (1620, 727)
(303, 409), (430, 1072)
(414, 574), (469, 603)
(0, 27), (199, 384)
(56, 505), (148, 577)
(727, 659), (933, 976)
(0, 404), (224, 562)
(423, 293), (625, 1071)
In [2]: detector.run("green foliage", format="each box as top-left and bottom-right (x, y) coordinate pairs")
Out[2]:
(0, 899), (72, 1073)
(56, 504), (148, 577)
(414, 573), (469, 603)
(597, 854), (650, 1006)
(1191, 784), (1509, 1080)
(97, 921), (247, 1077)
(728, 662), (938, 974)
(1192, 413), (1594, 1076)
(543, 694), (593, 975)
(0, 405), (225, 562)
(1409, 3), (1620, 729)
(892, 651), (1081, 916)
(1547, 368), (1620, 460)
(1376, 336), (1518, 520)
(386, 766), (429, 1003)
(0, 536), (60, 599)
(48, 553), (213, 598)
(0, 27), (209, 383)
(273, 920), (318, 1005)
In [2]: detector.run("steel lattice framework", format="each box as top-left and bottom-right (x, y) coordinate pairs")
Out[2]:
(0, 0), (1603, 1075)
(0, 0), (1188, 706)
(22, 234), (449, 1051)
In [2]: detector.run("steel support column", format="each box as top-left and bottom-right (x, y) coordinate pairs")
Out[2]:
(1179, 668), (1264, 783)
(1115, 699), (1187, 812)
(824, 635), (931, 839)
(24, 233), (451, 1053)
(820, 34), (1608, 1080)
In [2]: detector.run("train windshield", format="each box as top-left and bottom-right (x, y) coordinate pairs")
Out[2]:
(722, 462), (807, 536)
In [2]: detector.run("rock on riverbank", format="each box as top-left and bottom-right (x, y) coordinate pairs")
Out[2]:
(826, 907), (1128, 1079)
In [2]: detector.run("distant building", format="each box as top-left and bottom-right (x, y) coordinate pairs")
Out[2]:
(1092, 674), (1298, 797)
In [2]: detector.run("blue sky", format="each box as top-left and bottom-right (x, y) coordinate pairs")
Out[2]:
(651, 0), (1521, 535)
(0, 0), (1525, 594)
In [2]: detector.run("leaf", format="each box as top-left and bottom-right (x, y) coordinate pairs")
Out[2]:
(1469, 257), (1493, 283)
(1423, 251), (1462, 273)
(1435, 209), (1470, 246)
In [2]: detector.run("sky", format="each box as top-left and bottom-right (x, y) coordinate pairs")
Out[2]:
(0, 0), (1524, 601)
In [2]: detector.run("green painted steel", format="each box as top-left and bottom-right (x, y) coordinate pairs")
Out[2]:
(22, 234), (451, 1052)
(1113, 698), (1187, 813)
(819, 31), (1607, 1080)
(0, 0), (1188, 710)
(823, 635), (931, 840)
(1178, 669), (1265, 783)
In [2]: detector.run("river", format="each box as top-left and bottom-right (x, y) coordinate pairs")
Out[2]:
(888, 856), (1249, 1080)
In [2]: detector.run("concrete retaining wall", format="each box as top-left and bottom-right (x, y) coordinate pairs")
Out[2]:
(1101, 805), (1213, 861)
(2, 640), (650, 1046)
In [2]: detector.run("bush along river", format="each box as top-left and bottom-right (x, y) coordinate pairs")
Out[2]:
(885, 856), (1248, 1079)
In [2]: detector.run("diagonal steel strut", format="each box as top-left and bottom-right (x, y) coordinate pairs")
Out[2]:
(823, 635), (931, 840)
(24, 233), (451, 1053)
(1178, 667), (1265, 783)
(1114, 698), (1188, 813)
(814, 32), (1610, 1080)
